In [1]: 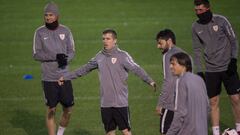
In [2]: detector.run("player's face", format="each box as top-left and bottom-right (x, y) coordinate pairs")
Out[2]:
(170, 58), (186, 76)
(44, 12), (58, 23)
(157, 39), (169, 53)
(194, 4), (209, 15)
(102, 33), (117, 50)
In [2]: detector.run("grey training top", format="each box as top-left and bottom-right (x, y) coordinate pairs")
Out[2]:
(192, 14), (239, 72)
(166, 72), (209, 135)
(64, 46), (154, 107)
(157, 46), (184, 110)
(33, 24), (75, 81)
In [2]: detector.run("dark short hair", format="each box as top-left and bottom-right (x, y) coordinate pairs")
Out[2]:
(170, 52), (192, 72)
(102, 28), (117, 39)
(156, 29), (176, 45)
(194, 0), (210, 8)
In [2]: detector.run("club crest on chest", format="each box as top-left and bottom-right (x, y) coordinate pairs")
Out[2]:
(111, 57), (117, 64)
(213, 25), (218, 32)
(59, 34), (65, 40)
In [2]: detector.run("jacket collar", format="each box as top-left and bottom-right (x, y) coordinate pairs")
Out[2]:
(102, 45), (118, 56)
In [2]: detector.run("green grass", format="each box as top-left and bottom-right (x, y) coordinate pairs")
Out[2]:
(0, 0), (239, 134)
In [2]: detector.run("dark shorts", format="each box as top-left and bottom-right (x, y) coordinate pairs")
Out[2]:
(160, 108), (174, 134)
(42, 81), (74, 108)
(101, 107), (131, 133)
(205, 71), (240, 98)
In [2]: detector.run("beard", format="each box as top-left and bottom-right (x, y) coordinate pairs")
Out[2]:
(162, 48), (169, 54)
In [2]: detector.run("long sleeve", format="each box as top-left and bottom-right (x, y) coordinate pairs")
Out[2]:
(64, 57), (98, 80)
(223, 18), (239, 58)
(157, 78), (169, 106)
(32, 30), (56, 62)
(66, 30), (75, 62)
(158, 78), (174, 107)
(158, 53), (169, 107)
(122, 52), (153, 85)
(166, 79), (187, 135)
(192, 26), (204, 72)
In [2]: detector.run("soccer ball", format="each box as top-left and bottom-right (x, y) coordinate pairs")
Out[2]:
(222, 128), (238, 135)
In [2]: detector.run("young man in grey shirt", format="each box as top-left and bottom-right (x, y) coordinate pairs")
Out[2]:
(155, 29), (185, 134)
(33, 2), (75, 135)
(166, 52), (209, 135)
(192, 0), (240, 134)
(58, 29), (156, 135)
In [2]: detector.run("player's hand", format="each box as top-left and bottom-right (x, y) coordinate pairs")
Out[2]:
(227, 58), (237, 76)
(56, 53), (68, 69)
(58, 76), (64, 86)
(156, 106), (162, 116)
(150, 82), (157, 92)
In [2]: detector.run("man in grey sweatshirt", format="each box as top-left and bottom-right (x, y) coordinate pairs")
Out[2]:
(33, 2), (75, 135)
(166, 52), (209, 135)
(155, 29), (185, 134)
(192, 0), (240, 134)
(58, 29), (156, 135)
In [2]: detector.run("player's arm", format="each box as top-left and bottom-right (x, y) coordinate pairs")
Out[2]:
(66, 29), (75, 62)
(166, 82), (187, 135)
(122, 52), (156, 90)
(192, 26), (206, 81)
(223, 18), (239, 75)
(191, 26), (204, 73)
(58, 57), (98, 85)
(32, 30), (56, 62)
(223, 18), (239, 59)
(58, 56), (98, 85)
(157, 78), (174, 115)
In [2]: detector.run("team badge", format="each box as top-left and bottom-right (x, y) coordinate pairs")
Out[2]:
(111, 58), (117, 64)
(59, 34), (65, 40)
(213, 25), (218, 32)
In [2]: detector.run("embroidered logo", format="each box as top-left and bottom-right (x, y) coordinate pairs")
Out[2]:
(59, 34), (65, 40)
(213, 25), (218, 32)
(198, 30), (203, 34)
(111, 58), (117, 64)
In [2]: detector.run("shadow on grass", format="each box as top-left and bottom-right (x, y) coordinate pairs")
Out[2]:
(10, 109), (46, 135)
(10, 109), (92, 135)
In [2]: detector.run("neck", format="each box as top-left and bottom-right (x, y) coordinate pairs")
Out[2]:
(179, 71), (186, 77)
(103, 45), (117, 56)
